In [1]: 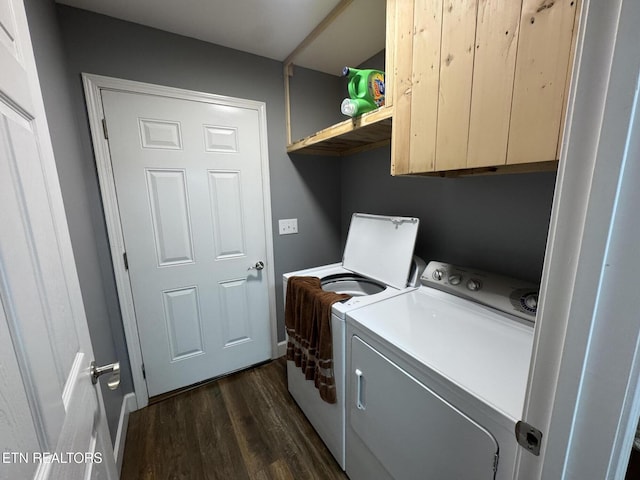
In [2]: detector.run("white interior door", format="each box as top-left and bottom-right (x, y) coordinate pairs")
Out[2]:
(101, 90), (272, 397)
(0, 0), (117, 479)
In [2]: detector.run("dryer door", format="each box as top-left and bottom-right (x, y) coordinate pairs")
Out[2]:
(347, 335), (500, 480)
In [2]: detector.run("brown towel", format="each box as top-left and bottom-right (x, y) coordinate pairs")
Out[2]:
(285, 276), (350, 404)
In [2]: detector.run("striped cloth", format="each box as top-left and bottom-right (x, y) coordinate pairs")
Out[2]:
(285, 276), (350, 404)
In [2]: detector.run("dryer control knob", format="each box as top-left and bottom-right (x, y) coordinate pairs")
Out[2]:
(522, 293), (538, 312)
(467, 279), (482, 291)
(433, 269), (444, 281)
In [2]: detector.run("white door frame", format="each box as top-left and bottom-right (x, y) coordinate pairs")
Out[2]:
(82, 74), (279, 408)
(516, 0), (640, 478)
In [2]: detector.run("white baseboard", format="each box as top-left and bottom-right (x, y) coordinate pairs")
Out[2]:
(277, 340), (287, 358)
(114, 392), (137, 476)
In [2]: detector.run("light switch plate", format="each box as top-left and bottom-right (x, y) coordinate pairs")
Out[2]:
(279, 218), (298, 235)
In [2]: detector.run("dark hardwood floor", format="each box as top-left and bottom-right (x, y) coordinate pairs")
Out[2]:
(121, 358), (348, 479)
(627, 448), (640, 480)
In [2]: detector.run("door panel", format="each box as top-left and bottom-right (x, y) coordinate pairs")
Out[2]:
(102, 90), (271, 397)
(208, 170), (246, 258)
(139, 118), (182, 149)
(204, 125), (238, 152)
(145, 168), (195, 266)
(219, 279), (252, 346)
(0, 113), (64, 448)
(162, 286), (204, 360)
(0, 298), (40, 480)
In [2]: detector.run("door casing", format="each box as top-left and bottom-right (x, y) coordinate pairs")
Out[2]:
(82, 74), (278, 408)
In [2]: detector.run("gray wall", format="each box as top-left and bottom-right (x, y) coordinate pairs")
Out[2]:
(55, 7), (343, 341)
(23, 0), (133, 444)
(289, 66), (344, 141)
(341, 147), (556, 283)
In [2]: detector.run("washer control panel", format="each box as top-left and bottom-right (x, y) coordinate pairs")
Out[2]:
(422, 261), (539, 323)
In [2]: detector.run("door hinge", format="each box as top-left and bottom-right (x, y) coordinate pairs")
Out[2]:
(515, 421), (543, 456)
(101, 118), (109, 140)
(123, 252), (128, 270)
(493, 453), (499, 473)
(142, 363), (146, 379)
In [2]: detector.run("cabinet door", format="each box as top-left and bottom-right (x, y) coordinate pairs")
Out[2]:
(434, 0), (478, 171)
(391, 0), (579, 175)
(507, 0), (580, 165)
(466, 0), (522, 168)
(391, 0), (441, 175)
(348, 335), (499, 479)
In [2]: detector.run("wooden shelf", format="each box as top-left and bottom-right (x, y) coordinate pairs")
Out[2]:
(282, 0), (390, 157)
(286, 107), (393, 157)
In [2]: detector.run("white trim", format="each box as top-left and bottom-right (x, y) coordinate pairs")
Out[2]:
(114, 393), (136, 476)
(277, 340), (287, 358)
(515, 0), (640, 478)
(81, 74), (278, 408)
(82, 75), (148, 407)
(255, 102), (280, 363)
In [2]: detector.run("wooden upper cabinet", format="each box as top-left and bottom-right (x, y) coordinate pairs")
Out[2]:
(467, 0), (521, 169)
(507, 0), (579, 165)
(390, 0), (580, 176)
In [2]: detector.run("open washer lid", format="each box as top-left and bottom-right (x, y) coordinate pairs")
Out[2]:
(342, 213), (419, 289)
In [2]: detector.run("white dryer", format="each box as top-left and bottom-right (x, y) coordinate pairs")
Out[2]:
(345, 261), (538, 480)
(283, 213), (424, 470)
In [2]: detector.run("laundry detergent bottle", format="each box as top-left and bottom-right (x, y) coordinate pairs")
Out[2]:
(340, 66), (385, 117)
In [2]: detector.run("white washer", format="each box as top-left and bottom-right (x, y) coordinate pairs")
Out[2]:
(345, 261), (538, 480)
(283, 213), (424, 470)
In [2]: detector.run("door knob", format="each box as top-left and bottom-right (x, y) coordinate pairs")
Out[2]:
(248, 261), (265, 271)
(90, 361), (120, 390)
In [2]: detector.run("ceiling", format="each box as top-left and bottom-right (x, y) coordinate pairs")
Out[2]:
(55, 0), (386, 75)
